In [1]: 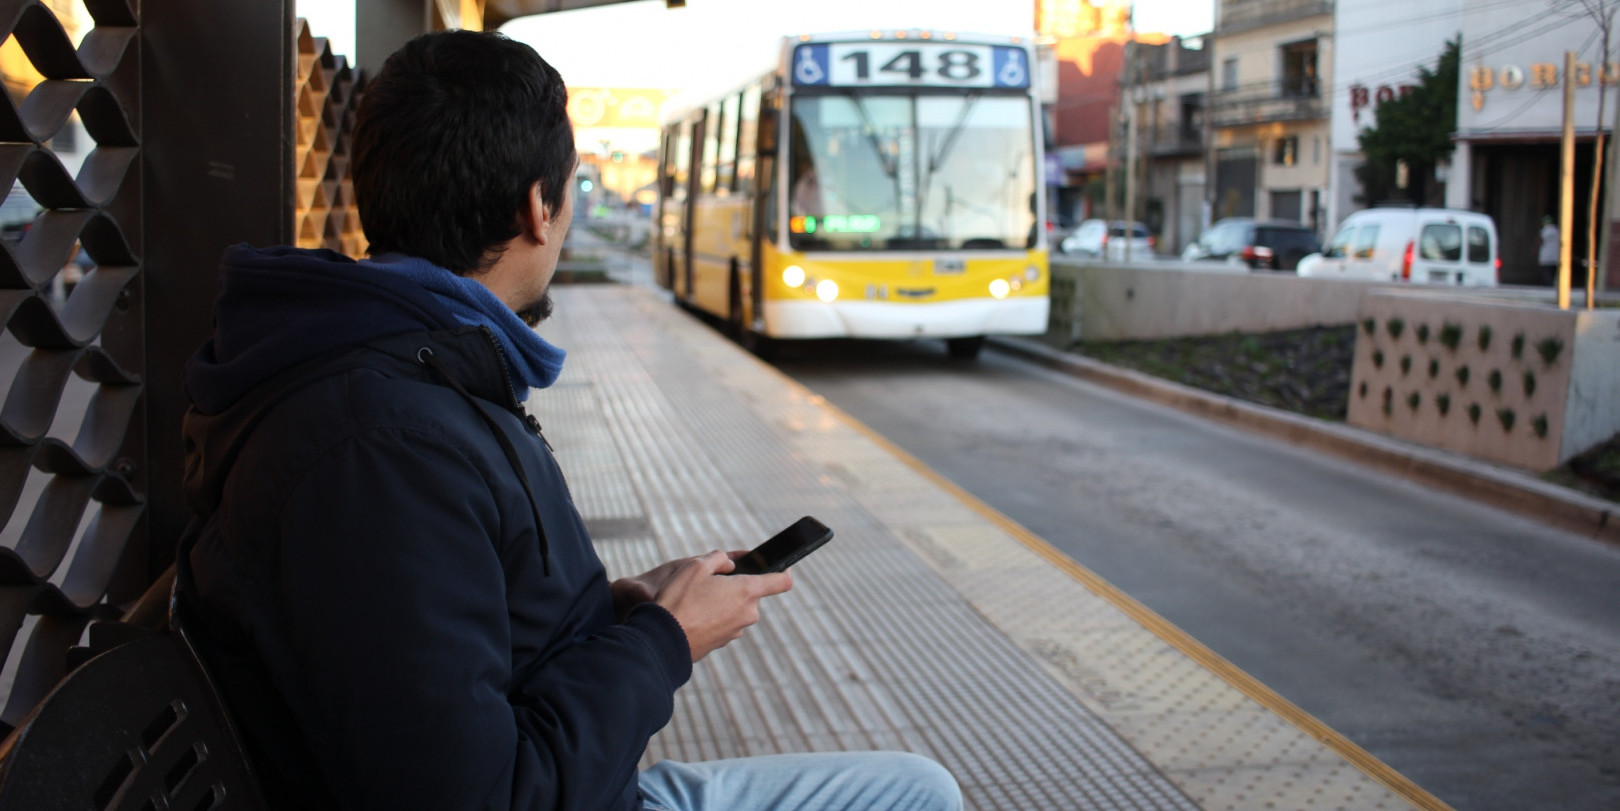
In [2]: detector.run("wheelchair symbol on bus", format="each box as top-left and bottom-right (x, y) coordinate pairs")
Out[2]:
(795, 46), (827, 85)
(996, 49), (1026, 88)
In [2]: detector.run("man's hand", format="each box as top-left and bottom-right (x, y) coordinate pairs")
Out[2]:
(610, 558), (689, 621)
(648, 550), (793, 662)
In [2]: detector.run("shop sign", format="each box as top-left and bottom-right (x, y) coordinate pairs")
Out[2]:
(1467, 61), (1620, 110)
(1349, 83), (1418, 124)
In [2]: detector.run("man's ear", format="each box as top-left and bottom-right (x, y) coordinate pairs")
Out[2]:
(525, 181), (552, 244)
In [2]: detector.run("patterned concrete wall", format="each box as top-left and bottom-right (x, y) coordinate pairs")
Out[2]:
(292, 19), (365, 258)
(1347, 290), (1620, 471)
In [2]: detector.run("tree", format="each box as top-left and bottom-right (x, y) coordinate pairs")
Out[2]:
(1355, 38), (1460, 206)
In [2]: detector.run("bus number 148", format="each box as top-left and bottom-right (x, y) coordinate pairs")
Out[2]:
(841, 49), (981, 82)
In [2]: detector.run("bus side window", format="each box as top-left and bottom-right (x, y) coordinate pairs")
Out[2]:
(757, 85), (779, 155)
(701, 105), (719, 195)
(736, 84), (761, 192)
(673, 119), (692, 203)
(716, 94), (739, 195)
(758, 89), (781, 239)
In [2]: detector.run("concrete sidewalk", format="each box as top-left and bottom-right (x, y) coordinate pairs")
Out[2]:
(536, 283), (1444, 811)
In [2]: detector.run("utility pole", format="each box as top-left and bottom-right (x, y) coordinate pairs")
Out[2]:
(1105, 108), (1117, 228)
(1603, 57), (1620, 296)
(1558, 51), (1575, 310)
(1124, 43), (1139, 262)
(1592, 2), (1617, 299)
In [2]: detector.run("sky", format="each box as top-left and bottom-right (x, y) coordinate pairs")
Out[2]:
(295, 0), (1216, 96)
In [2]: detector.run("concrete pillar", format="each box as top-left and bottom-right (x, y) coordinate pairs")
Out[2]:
(1447, 140), (1471, 210)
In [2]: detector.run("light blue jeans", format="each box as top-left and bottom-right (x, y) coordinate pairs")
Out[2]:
(638, 751), (962, 811)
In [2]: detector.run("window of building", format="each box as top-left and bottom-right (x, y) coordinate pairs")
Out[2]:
(1273, 136), (1298, 166)
(1179, 93), (1202, 142)
(1270, 190), (1301, 222)
(1281, 40), (1318, 97)
(1221, 57), (1238, 91)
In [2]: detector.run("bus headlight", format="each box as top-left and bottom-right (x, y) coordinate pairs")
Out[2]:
(988, 278), (1011, 299)
(783, 265), (806, 287)
(815, 279), (840, 302)
(1024, 265), (1040, 282)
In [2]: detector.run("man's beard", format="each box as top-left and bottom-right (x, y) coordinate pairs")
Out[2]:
(516, 291), (554, 327)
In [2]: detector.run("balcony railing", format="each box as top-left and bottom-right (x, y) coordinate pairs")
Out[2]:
(1149, 129), (1205, 157)
(1209, 81), (1325, 127)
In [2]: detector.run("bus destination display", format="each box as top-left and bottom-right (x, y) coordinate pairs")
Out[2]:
(792, 42), (1029, 89)
(790, 215), (882, 235)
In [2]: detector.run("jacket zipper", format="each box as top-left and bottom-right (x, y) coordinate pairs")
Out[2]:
(478, 326), (554, 452)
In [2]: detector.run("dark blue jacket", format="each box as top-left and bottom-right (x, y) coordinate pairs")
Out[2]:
(177, 245), (691, 810)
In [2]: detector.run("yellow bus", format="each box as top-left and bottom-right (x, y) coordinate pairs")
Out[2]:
(654, 30), (1049, 360)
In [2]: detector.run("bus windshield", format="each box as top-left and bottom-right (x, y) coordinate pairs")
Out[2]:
(788, 93), (1036, 251)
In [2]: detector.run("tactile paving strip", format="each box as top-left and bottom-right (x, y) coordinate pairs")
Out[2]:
(531, 285), (1426, 811)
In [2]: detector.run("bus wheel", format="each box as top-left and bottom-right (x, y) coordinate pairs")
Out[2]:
(946, 336), (985, 361)
(741, 330), (778, 362)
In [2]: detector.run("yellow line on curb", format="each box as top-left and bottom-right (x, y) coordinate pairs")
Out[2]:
(818, 393), (1456, 811)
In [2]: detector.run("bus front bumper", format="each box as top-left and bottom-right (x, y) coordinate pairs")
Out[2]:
(763, 297), (1049, 340)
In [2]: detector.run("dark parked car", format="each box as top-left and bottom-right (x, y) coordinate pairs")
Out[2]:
(1181, 218), (1322, 271)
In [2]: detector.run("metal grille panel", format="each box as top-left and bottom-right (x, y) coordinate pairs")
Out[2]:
(0, 0), (142, 734)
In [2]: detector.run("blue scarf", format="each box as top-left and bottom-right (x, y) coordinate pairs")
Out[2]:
(360, 253), (565, 400)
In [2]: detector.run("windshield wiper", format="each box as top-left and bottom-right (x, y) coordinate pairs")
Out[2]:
(842, 90), (898, 180)
(917, 93), (981, 230)
(926, 92), (980, 177)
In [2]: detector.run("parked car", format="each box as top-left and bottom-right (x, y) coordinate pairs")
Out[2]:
(1060, 219), (1155, 260)
(1296, 207), (1499, 286)
(1045, 214), (1078, 248)
(1181, 218), (1321, 271)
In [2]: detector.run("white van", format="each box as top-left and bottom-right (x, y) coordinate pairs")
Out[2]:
(1297, 207), (1499, 286)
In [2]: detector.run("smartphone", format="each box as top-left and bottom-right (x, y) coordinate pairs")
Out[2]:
(727, 516), (834, 575)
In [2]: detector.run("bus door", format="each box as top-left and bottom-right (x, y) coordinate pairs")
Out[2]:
(681, 114), (704, 301)
(749, 85), (780, 329)
(655, 127), (676, 289)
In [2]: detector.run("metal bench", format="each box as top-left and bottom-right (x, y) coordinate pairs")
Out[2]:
(0, 574), (266, 811)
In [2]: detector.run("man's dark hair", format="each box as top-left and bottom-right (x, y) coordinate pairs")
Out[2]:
(353, 30), (575, 274)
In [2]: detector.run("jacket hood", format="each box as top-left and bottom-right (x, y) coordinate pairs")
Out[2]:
(183, 244), (462, 414)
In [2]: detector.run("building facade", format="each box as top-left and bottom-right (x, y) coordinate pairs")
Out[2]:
(1126, 37), (1210, 253)
(1328, 0), (1464, 229)
(1039, 0), (1174, 229)
(1446, 0), (1617, 286)
(1207, 0), (1334, 234)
